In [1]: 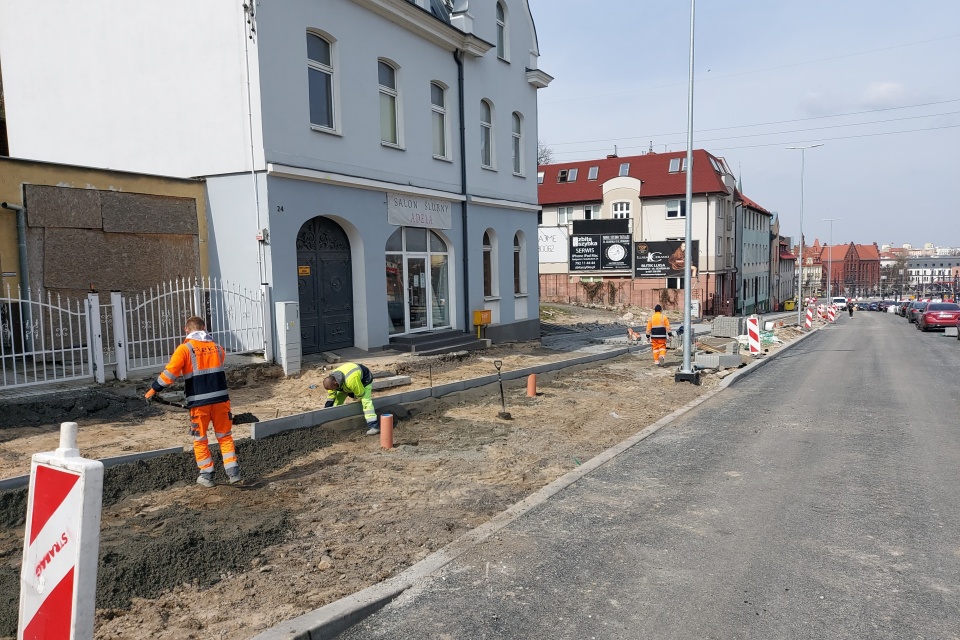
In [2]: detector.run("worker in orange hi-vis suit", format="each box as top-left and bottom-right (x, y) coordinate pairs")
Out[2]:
(646, 304), (672, 366)
(145, 316), (240, 488)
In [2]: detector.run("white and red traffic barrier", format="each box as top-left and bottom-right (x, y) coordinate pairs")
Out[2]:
(804, 306), (814, 329)
(19, 422), (103, 640)
(827, 306), (836, 322)
(747, 315), (761, 355)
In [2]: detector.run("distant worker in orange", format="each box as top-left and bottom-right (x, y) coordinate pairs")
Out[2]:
(646, 304), (672, 366)
(145, 316), (240, 487)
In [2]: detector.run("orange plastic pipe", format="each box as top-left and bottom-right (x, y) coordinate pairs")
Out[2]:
(526, 373), (537, 397)
(379, 414), (394, 449)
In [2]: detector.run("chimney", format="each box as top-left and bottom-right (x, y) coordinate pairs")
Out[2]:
(607, 144), (618, 159)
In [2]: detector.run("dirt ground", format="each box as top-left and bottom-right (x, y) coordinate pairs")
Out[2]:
(0, 303), (805, 639)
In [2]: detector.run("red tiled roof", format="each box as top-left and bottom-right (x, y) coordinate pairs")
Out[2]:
(538, 149), (729, 205)
(780, 251), (796, 260)
(740, 193), (772, 215)
(821, 244), (850, 262)
(855, 243), (880, 261)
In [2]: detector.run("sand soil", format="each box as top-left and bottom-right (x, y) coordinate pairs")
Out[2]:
(0, 304), (803, 639)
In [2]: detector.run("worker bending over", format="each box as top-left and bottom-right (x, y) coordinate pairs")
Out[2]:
(646, 304), (672, 366)
(323, 362), (379, 435)
(146, 316), (240, 487)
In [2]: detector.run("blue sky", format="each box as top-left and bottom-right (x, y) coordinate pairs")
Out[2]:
(528, 0), (960, 249)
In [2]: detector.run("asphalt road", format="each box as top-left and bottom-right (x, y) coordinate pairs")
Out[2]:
(336, 310), (960, 640)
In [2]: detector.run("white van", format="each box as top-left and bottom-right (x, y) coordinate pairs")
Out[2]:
(832, 296), (847, 310)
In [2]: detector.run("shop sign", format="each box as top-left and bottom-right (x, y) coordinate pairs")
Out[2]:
(538, 227), (568, 263)
(569, 233), (633, 272)
(634, 240), (699, 277)
(387, 193), (453, 229)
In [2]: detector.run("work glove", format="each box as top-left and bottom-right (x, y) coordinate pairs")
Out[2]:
(323, 400), (334, 408)
(144, 389), (156, 403)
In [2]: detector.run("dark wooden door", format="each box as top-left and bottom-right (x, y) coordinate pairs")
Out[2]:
(296, 217), (354, 354)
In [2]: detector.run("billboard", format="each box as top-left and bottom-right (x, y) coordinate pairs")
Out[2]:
(569, 233), (633, 271)
(538, 227), (569, 263)
(634, 240), (699, 278)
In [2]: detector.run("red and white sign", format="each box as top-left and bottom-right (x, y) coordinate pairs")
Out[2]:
(747, 315), (761, 355)
(804, 306), (814, 330)
(827, 306), (836, 322)
(19, 423), (103, 640)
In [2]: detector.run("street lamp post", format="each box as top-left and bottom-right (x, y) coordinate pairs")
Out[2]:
(823, 217), (841, 302)
(675, 0), (699, 385)
(787, 143), (823, 325)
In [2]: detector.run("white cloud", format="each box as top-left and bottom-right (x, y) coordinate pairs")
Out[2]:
(858, 81), (908, 108)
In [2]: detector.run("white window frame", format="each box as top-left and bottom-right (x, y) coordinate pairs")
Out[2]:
(567, 168), (578, 182)
(557, 206), (573, 225)
(537, 171), (544, 184)
(666, 199), (686, 219)
(668, 157), (688, 173)
(583, 204), (600, 220)
(666, 276), (685, 290)
(588, 166), (599, 180)
(378, 59), (403, 148)
(306, 31), (339, 134)
(431, 81), (450, 160)
(511, 112), (523, 175)
(480, 99), (495, 169)
(483, 229), (500, 298)
(612, 201), (630, 219)
(717, 236), (723, 256)
(496, 1), (509, 62)
(619, 162), (630, 176)
(514, 232), (527, 295)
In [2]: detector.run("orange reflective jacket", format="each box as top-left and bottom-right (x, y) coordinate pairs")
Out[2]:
(154, 337), (229, 408)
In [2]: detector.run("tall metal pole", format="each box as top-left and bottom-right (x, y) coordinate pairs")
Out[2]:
(823, 217), (840, 301)
(678, 0), (696, 380)
(787, 144), (823, 324)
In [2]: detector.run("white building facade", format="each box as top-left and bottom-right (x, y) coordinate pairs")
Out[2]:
(0, 0), (551, 354)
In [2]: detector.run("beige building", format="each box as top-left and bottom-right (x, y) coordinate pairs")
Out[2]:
(0, 157), (208, 301)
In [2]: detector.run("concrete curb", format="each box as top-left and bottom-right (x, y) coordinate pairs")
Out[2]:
(0, 446), (184, 492)
(250, 346), (644, 439)
(251, 325), (821, 640)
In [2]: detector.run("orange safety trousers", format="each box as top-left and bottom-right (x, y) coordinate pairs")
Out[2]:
(189, 401), (238, 474)
(651, 337), (668, 363)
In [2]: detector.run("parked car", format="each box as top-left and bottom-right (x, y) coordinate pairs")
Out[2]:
(907, 301), (928, 323)
(917, 302), (960, 331)
(832, 296), (847, 310)
(898, 301), (912, 317)
(869, 302), (879, 311)
(878, 300), (897, 312)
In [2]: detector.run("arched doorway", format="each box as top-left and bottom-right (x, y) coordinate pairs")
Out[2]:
(297, 217), (354, 354)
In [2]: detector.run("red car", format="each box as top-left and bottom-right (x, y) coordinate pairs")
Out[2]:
(917, 302), (960, 331)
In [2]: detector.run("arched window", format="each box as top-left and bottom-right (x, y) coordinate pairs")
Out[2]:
(513, 232), (526, 294)
(385, 227), (450, 334)
(431, 82), (448, 159)
(511, 112), (523, 175)
(378, 59), (401, 146)
(496, 2), (508, 61)
(483, 229), (498, 297)
(480, 100), (494, 169)
(307, 32), (336, 130)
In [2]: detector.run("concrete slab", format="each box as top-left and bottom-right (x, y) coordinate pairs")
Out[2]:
(371, 376), (412, 391)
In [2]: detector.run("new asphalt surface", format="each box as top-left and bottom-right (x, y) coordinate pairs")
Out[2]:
(334, 310), (960, 639)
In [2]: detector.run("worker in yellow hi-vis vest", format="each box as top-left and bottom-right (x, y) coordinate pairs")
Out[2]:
(323, 362), (379, 434)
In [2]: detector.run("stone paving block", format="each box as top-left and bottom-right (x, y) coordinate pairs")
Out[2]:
(371, 375), (411, 391)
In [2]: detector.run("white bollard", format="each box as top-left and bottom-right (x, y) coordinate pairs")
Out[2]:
(19, 422), (103, 640)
